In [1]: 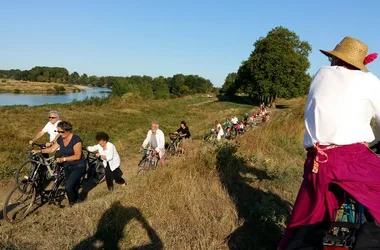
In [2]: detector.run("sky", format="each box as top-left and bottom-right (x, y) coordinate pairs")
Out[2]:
(1, 0), (380, 87)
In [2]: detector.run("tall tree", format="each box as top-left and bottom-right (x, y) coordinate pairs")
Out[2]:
(227, 26), (312, 104)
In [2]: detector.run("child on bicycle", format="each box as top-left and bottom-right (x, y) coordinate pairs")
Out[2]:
(87, 132), (126, 191)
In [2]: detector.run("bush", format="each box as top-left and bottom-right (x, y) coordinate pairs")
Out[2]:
(54, 85), (66, 93)
(13, 89), (21, 94)
(1, 79), (6, 83)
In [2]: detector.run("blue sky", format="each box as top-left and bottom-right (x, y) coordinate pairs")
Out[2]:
(1, 0), (379, 87)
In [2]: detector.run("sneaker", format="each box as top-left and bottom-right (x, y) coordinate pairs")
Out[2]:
(121, 183), (126, 187)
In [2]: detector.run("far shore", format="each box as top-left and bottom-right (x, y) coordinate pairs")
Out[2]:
(0, 79), (86, 94)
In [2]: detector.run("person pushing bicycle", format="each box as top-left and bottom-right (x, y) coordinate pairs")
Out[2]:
(141, 121), (166, 166)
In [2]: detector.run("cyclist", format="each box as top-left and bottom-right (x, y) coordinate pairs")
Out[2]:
(231, 115), (239, 135)
(215, 120), (224, 140)
(87, 132), (126, 191)
(278, 37), (380, 249)
(175, 121), (191, 139)
(141, 121), (166, 166)
(224, 117), (232, 135)
(29, 110), (61, 148)
(243, 113), (249, 125)
(32, 121), (86, 207)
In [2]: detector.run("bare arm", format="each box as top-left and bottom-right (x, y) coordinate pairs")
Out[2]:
(39, 143), (59, 154)
(31, 131), (45, 143)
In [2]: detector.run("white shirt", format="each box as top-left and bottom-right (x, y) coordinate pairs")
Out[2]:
(303, 66), (380, 148)
(87, 142), (121, 171)
(42, 120), (61, 142)
(216, 123), (224, 136)
(142, 129), (165, 157)
(231, 117), (238, 125)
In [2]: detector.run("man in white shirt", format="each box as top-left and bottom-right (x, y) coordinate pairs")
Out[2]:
(142, 121), (166, 166)
(231, 115), (238, 125)
(30, 110), (61, 147)
(279, 37), (380, 249)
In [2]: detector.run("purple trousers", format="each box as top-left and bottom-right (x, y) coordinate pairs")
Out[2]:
(279, 143), (380, 249)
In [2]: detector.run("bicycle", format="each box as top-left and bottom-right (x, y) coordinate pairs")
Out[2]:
(3, 148), (104, 223)
(82, 147), (105, 184)
(137, 148), (159, 174)
(323, 195), (365, 249)
(15, 143), (57, 193)
(3, 156), (65, 223)
(166, 133), (183, 159)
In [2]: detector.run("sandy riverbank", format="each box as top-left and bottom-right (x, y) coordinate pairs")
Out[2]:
(0, 79), (82, 93)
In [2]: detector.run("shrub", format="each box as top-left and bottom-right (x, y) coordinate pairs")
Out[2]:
(1, 79), (6, 83)
(54, 85), (66, 93)
(13, 89), (21, 94)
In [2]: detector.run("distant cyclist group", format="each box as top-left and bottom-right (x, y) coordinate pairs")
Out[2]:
(212, 103), (270, 140)
(26, 111), (193, 206)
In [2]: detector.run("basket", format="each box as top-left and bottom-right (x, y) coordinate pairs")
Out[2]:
(169, 133), (179, 141)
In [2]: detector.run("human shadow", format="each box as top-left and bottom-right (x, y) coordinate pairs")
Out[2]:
(72, 201), (163, 250)
(216, 144), (291, 250)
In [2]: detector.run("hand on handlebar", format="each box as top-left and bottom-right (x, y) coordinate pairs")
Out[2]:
(31, 149), (40, 155)
(29, 140), (34, 145)
(45, 142), (53, 148)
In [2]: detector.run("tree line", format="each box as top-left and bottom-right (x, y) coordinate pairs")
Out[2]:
(0, 67), (214, 99)
(220, 26), (312, 104)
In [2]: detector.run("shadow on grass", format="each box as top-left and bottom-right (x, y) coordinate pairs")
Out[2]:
(72, 201), (163, 250)
(216, 144), (291, 250)
(275, 104), (289, 109)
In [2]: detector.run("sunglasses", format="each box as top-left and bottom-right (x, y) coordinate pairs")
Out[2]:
(56, 130), (66, 134)
(49, 117), (58, 119)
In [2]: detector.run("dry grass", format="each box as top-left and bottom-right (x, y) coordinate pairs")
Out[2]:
(0, 141), (238, 250)
(0, 95), (253, 179)
(0, 79), (81, 93)
(0, 96), (309, 250)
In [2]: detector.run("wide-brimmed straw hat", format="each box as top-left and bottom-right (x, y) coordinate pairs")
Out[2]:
(320, 36), (369, 72)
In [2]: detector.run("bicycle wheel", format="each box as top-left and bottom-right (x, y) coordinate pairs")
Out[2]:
(15, 160), (38, 193)
(3, 182), (36, 223)
(137, 158), (150, 174)
(166, 144), (176, 159)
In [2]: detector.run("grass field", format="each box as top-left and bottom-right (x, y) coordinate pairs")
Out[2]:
(0, 79), (82, 93)
(0, 94), (254, 179)
(0, 95), (307, 249)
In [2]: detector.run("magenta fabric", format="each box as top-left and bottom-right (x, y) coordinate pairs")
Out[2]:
(279, 143), (380, 249)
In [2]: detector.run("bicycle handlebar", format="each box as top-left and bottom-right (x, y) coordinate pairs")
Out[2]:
(82, 147), (103, 160)
(31, 142), (46, 149)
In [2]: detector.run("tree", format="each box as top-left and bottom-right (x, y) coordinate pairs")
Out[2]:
(69, 71), (80, 84)
(227, 26), (312, 104)
(220, 72), (237, 96)
(153, 77), (170, 99)
(80, 73), (88, 85)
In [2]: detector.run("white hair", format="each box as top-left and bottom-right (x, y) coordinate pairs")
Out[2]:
(152, 121), (159, 127)
(49, 110), (60, 118)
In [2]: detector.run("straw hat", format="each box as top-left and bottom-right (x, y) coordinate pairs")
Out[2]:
(320, 36), (369, 72)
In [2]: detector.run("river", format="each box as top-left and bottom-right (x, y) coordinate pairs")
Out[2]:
(0, 87), (111, 106)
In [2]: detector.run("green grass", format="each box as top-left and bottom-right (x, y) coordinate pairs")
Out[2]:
(0, 96), (309, 250)
(0, 95), (254, 179)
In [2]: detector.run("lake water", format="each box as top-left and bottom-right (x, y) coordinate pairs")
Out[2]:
(0, 87), (112, 106)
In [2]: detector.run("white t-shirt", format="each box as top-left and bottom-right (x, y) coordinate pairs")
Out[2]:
(87, 142), (121, 171)
(42, 120), (61, 142)
(216, 123), (224, 136)
(231, 117), (238, 125)
(303, 66), (380, 148)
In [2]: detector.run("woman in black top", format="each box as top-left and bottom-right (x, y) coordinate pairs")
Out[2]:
(176, 121), (191, 139)
(33, 121), (86, 206)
